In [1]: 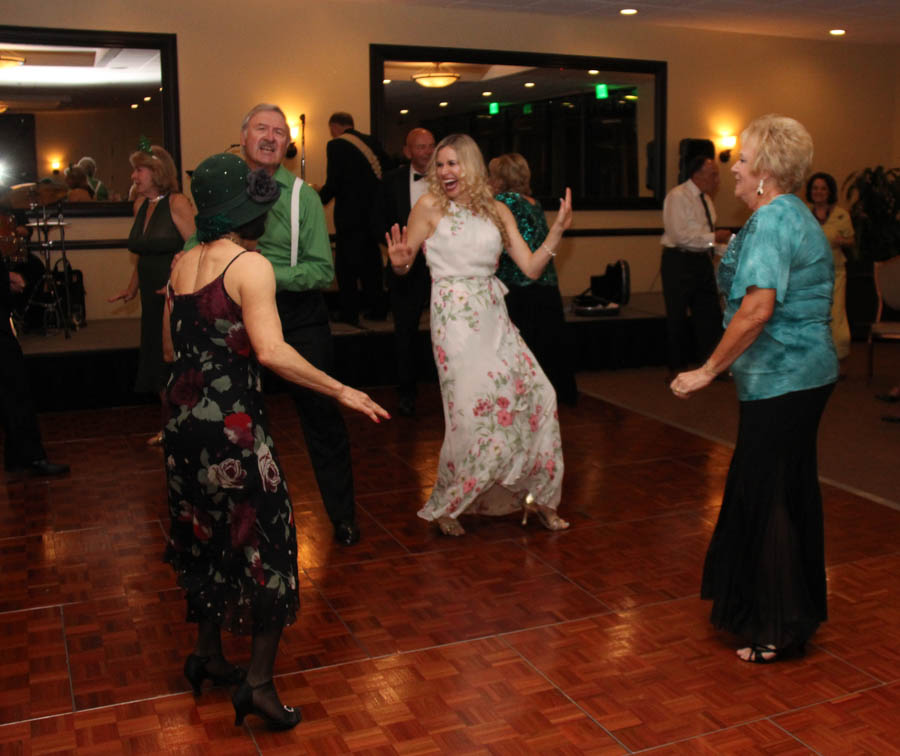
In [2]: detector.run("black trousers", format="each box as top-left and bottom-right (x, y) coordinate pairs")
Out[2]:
(387, 255), (430, 399)
(505, 284), (578, 406)
(1, 318), (46, 469)
(334, 227), (386, 321)
(660, 247), (723, 370)
(275, 290), (355, 526)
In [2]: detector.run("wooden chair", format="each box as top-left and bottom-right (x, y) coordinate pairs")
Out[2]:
(868, 256), (900, 381)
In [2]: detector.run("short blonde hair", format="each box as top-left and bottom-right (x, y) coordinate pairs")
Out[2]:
(427, 134), (508, 245)
(740, 114), (813, 193)
(488, 153), (531, 195)
(129, 144), (179, 194)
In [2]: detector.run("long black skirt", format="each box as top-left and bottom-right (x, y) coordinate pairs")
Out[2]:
(701, 382), (834, 649)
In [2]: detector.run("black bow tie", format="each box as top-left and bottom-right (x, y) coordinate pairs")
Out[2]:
(413, 172), (424, 181)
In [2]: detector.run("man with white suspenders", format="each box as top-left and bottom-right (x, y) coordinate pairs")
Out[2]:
(239, 103), (361, 546)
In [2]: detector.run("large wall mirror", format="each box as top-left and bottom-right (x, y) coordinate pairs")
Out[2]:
(0, 25), (180, 217)
(370, 44), (666, 210)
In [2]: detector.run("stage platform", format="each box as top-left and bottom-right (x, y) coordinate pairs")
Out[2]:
(20, 292), (668, 411)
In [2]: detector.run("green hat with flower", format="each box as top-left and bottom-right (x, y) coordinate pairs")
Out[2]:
(191, 153), (280, 242)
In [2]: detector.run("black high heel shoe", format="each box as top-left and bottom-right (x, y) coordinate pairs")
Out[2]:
(232, 679), (302, 730)
(184, 653), (246, 696)
(739, 640), (806, 664)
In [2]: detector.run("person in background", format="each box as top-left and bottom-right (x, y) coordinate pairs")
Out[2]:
(318, 111), (391, 325)
(660, 156), (733, 373)
(387, 134), (572, 536)
(76, 156), (109, 201)
(382, 127), (435, 416)
(64, 165), (94, 202)
(671, 114), (837, 664)
(806, 171), (854, 364)
(108, 142), (195, 445)
(1, 256), (70, 477)
(163, 152), (387, 731)
(488, 152), (577, 405)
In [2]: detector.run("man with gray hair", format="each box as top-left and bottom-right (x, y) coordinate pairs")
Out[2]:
(239, 103), (361, 546)
(76, 156), (108, 201)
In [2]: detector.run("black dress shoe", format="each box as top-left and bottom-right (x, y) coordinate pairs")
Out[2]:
(333, 520), (360, 546)
(875, 393), (900, 403)
(28, 459), (70, 477)
(882, 415), (900, 424)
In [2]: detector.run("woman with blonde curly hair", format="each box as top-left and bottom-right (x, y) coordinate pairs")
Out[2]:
(387, 134), (573, 536)
(671, 114), (838, 664)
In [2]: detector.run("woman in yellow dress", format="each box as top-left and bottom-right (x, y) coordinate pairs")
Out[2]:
(806, 172), (854, 361)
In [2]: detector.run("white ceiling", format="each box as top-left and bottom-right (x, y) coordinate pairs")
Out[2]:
(374, 0), (900, 45)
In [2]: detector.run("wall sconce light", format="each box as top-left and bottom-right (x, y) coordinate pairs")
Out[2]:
(412, 63), (460, 88)
(718, 135), (736, 163)
(0, 52), (25, 69)
(50, 159), (62, 173)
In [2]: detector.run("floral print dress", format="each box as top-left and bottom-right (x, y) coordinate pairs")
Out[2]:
(418, 203), (564, 522)
(163, 251), (299, 635)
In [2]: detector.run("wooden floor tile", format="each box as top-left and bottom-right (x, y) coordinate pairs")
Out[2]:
(307, 541), (609, 656)
(775, 682), (900, 754)
(506, 601), (877, 751)
(645, 719), (814, 754)
(0, 607), (71, 725)
(253, 639), (625, 754)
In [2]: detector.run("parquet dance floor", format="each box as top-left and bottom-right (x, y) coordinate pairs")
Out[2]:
(2, 385), (900, 754)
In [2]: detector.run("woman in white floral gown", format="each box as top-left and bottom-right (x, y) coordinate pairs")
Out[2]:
(386, 134), (573, 536)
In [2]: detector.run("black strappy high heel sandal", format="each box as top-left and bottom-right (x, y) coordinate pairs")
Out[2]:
(232, 679), (302, 730)
(741, 640), (807, 664)
(184, 653), (246, 696)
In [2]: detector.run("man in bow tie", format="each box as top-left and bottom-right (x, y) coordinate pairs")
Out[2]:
(382, 127), (436, 416)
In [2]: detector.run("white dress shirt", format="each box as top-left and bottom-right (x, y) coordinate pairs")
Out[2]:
(409, 166), (428, 208)
(660, 178), (716, 252)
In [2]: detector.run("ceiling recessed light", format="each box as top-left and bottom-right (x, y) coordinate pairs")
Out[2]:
(620, 8), (638, 15)
(400, 108), (409, 115)
(482, 91), (492, 97)
(588, 69), (600, 75)
(383, 78), (392, 84)
(143, 96), (151, 101)
(439, 101), (448, 107)
(829, 28), (846, 36)
(130, 103), (138, 109)
(524, 82), (535, 88)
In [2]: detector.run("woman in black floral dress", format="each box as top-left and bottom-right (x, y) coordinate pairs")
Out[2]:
(163, 153), (387, 729)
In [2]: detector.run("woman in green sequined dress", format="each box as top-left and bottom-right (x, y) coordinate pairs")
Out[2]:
(488, 154), (577, 405)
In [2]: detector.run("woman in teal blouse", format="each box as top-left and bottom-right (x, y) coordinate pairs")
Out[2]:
(670, 115), (838, 664)
(488, 153), (577, 405)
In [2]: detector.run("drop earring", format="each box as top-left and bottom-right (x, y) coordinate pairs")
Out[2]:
(756, 178), (765, 196)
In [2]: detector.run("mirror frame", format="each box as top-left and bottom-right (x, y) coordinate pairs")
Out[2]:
(370, 43), (666, 210)
(0, 24), (180, 217)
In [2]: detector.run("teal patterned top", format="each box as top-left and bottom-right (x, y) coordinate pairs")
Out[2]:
(717, 193), (838, 401)
(495, 192), (558, 288)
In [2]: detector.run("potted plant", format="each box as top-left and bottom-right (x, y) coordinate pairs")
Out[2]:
(842, 166), (900, 335)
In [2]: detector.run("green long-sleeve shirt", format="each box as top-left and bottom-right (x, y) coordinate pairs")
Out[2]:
(260, 165), (334, 292)
(184, 164), (334, 292)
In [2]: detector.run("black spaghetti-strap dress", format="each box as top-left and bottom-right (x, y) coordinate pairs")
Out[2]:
(128, 196), (183, 393)
(163, 251), (300, 635)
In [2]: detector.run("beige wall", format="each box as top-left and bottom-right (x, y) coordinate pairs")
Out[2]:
(6, 0), (898, 314)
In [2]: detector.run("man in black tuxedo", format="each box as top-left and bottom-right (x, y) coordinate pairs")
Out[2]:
(382, 128), (435, 416)
(318, 112), (391, 325)
(1, 253), (69, 478)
